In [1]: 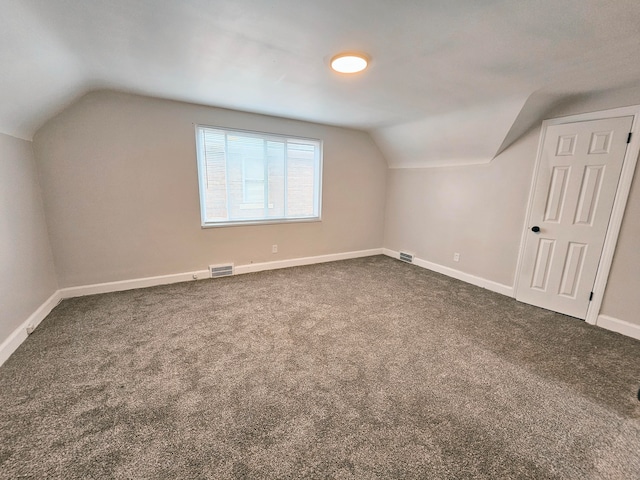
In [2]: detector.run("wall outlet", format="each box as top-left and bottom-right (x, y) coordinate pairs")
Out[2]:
(453, 253), (460, 262)
(272, 244), (278, 254)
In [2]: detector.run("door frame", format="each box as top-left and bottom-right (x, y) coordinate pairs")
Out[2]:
(514, 105), (640, 325)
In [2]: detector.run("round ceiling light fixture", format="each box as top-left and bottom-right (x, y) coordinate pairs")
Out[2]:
(330, 53), (369, 74)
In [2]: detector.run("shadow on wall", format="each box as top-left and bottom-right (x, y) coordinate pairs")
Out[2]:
(372, 96), (529, 168)
(372, 82), (640, 170)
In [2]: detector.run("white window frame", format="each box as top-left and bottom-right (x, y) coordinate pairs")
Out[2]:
(195, 125), (323, 228)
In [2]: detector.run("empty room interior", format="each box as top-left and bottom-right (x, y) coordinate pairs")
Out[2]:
(2, 1), (640, 478)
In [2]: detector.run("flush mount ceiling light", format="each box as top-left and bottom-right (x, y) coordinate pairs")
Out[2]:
(330, 53), (369, 74)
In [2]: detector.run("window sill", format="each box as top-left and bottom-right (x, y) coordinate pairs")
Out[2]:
(201, 217), (321, 228)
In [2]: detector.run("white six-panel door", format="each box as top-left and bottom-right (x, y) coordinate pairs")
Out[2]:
(516, 116), (633, 319)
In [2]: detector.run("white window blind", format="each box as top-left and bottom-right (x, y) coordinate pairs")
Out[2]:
(195, 125), (322, 226)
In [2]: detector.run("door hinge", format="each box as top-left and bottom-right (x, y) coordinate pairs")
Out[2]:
(589, 291), (594, 301)
(627, 132), (632, 144)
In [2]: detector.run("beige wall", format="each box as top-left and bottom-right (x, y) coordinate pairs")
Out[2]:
(33, 91), (387, 288)
(384, 85), (640, 327)
(384, 130), (539, 287)
(0, 133), (58, 344)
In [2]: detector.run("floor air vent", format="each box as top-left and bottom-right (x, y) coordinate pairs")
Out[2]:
(209, 263), (234, 278)
(399, 252), (414, 263)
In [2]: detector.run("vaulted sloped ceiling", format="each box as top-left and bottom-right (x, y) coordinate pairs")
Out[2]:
(2, 0), (640, 167)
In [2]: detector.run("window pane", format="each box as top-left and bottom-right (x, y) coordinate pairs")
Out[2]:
(197, 126), (322, 226)
(243, 156), (264, 204)
(287, 142), (315, 217)
(202, 131), (227, 221)
(267, 141), (285, 218)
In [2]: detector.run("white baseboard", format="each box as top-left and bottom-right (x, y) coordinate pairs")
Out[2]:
(59, 248), (384, 298)
(596, 315), (640, 341)
(382, 249), (514, 297)
(59, 270), (211, 298)
(235, 248), (384, 275)
(0, 291), (62, 367)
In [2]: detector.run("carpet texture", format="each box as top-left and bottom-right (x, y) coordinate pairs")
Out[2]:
(1, 255), (639, 479)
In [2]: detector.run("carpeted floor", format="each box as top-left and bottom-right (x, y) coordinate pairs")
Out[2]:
(1, 255), (639, 479)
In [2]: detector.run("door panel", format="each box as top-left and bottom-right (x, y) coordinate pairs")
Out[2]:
(530, 238), (555, 291)
(558, 242), (586, 298)
(544, 166), (570, 222)
(516, 116), (632, 318)
(574, 165), (604, 225)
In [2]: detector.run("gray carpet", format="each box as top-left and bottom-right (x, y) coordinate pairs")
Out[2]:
(1, 255), (639, 479)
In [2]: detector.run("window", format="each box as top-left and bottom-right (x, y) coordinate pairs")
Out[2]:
(195, 125), (322, 227)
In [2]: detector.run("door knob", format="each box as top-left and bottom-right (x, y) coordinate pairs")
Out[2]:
(531, 226), (540, 233)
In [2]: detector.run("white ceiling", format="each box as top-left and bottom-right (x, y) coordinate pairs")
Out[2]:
(2, 0), (640, 165)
